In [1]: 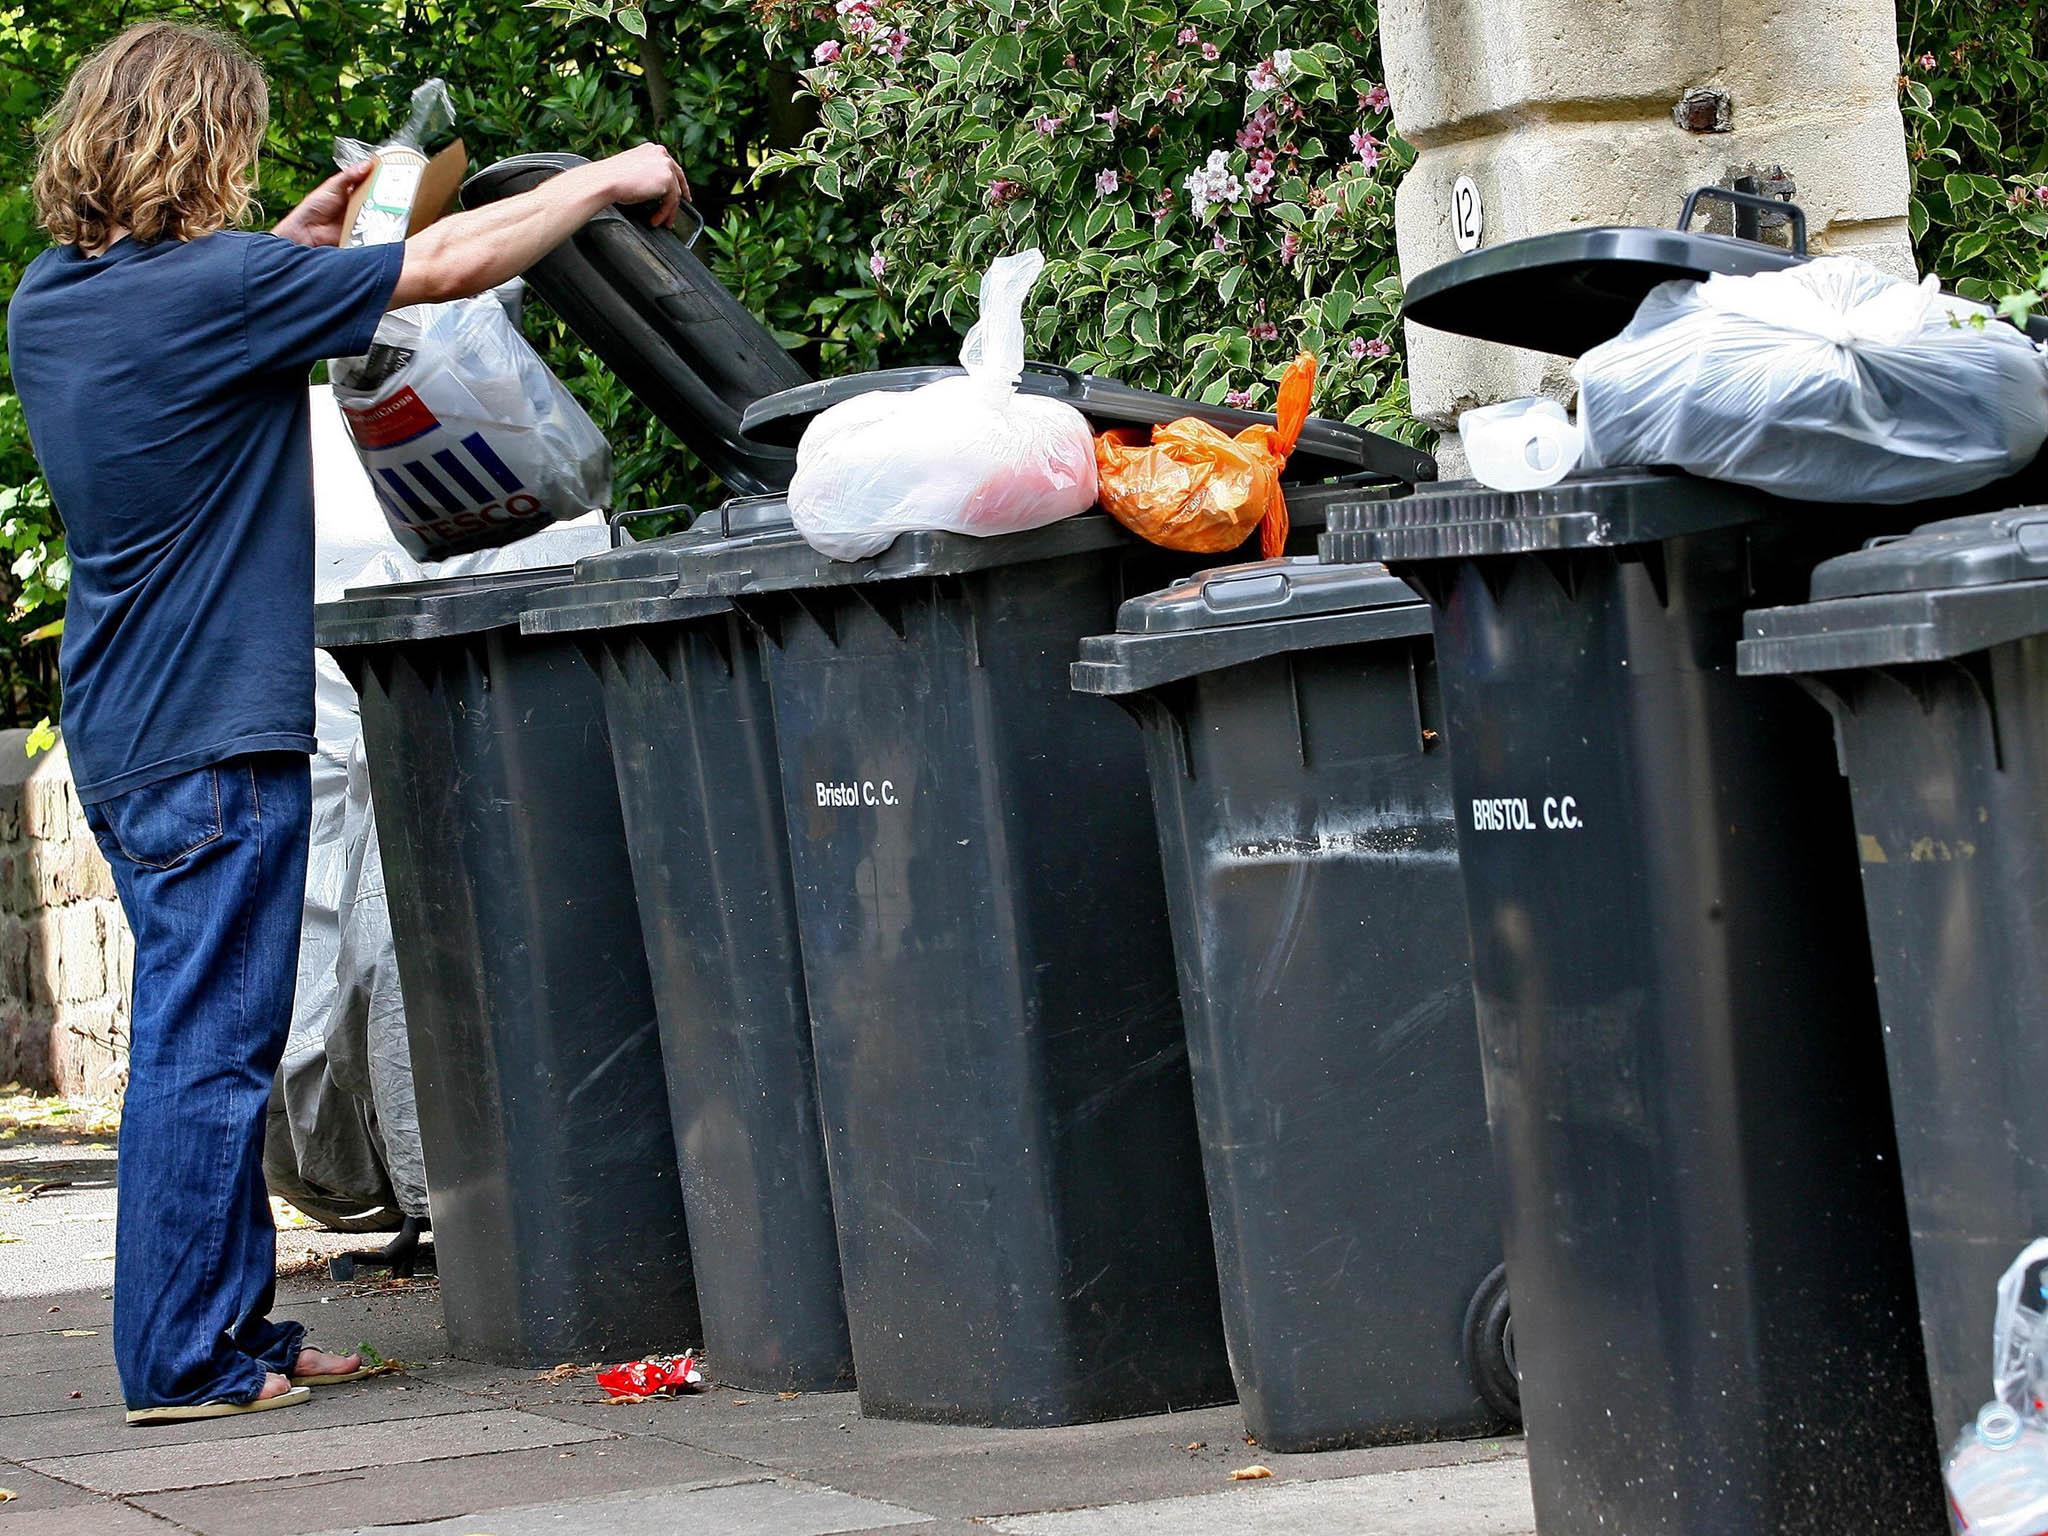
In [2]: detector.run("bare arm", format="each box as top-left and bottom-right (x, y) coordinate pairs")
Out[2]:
(389, 143), (687, 309)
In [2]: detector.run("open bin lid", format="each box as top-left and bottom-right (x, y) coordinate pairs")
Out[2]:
(1739, 507), (2048, 674)
(1071, 557), (1432, 696)
(1404, 184), (2048, 358)
(462, 153), (811, 497)
(738, 363), (1437, 488)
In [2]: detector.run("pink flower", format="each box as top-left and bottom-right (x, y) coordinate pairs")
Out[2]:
(1095, 168), (1120, 197)
(1245, 157), (1275, 200)
(1177, 25), (1200, 44)
(1212, 230), (1231, 252)
(1279, 231), (1300, 266)
(1097, 106), (1122, 129)
(1249, 319), (1280, 341)
(832, 0), (867, 12)
(1347, 336), (1369, 361)
(986, 178), (1023, 206)
(1916, 51), (1937, 69)
(1035, 115), (1065, 135)
(1365, 338), (1392, 358)
(1365, 82), (1391, 112)
(843, 9), (876, 36)
(2036, 185), (2048, 204)
(885, 26), (908, 58)
(1247, 58), (1281, 92)
(869, 251), (887, 278)
(1167, 85), (1186, 106)
(1201, 41), (1220, 60)
(1224, 388), (1255, 408)
(812, 39), (841, 62)
(1351, 129), (1382, 168)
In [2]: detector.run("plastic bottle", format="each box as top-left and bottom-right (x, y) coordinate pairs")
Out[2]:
(1945, 1403), (2048, 1533)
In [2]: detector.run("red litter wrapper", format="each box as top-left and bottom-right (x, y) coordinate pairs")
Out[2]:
(596, 1351), (705, 1400)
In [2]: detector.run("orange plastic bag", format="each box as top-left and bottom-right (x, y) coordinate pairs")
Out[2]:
(1095, 352), (1318, 560)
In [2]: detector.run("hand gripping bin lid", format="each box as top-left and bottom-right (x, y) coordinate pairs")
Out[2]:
(511, 525), (857, 1395)
(462, 153), (812, 496)
(1071, 557), (1517, 1452)
(315, 565), (700, 1366)
(1740, 509), (2048, 1446)
(1307, 191), (1957, 1536)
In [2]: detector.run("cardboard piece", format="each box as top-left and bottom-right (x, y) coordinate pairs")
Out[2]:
(342, 138), (468, 248)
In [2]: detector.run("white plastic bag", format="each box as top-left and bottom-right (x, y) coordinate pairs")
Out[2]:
(1460, 397), (1584, 492)
(332, 286), (613, 561)
(1576, 255), (2048, 503)
(788, 249), (1098, 561)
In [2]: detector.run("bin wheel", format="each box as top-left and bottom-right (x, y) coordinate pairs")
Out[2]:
(1463, 1263), (1522, 1425)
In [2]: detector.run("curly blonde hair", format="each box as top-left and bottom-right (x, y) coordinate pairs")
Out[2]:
(33, 22), (270, 253)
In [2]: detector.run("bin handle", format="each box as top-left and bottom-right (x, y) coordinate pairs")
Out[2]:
(608, 506), (691, 548)
(621, 195), (707, 250)
(1678, 186), (1807, 254)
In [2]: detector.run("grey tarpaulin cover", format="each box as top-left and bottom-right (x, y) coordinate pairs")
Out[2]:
(263, 387), (610, 1228)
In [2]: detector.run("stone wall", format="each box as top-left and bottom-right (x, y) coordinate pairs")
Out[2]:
(1382, 0), (1916, 441)
(0, 730), (131, 1099)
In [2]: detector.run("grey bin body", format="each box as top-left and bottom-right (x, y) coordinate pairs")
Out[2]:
(1321, 472), (1948, 1534)
(1740, 507), (2048, 1451)
(1072, 556), (1515, 1452)
(662, 508), (1236, 1427)
(517, 525), (856, 1395)
(316, 570), (700, 1366)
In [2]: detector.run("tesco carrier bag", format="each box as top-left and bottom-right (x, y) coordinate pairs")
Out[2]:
(329, 80), (612, 561)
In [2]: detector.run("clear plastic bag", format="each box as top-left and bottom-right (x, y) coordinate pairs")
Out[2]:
(1576, 255), (2048, 504)
(331, 286), (613, 562)
(1947, 1244), (2048, 1533)
(787, 249), (1098, 561)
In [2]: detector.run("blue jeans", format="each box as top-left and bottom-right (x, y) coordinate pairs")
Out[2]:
(83, 753), (312, 1409)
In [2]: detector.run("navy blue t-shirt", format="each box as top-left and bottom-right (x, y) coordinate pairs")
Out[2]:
(8, 232), (404, 802)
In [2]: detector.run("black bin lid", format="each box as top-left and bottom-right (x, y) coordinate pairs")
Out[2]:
(1319, 468), (1771, 565)
(462, 154), (811, 497)
(1072, 557), (1431, 696)
(738, 363), (1437, 487)
(1739, 507), (2048, 674)
(316, 566), (577, 649)
(1403, 184), (2048, 358)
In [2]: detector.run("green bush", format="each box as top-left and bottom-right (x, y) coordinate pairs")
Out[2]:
(1899, 0), (2048, 310)
(757, 0), (1414, 433)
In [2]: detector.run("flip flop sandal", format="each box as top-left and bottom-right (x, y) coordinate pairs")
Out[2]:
(293, 1365), (380, 1386)
(125, 1385), (310, 1425)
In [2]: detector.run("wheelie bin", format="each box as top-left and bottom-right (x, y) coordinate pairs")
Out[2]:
(518, 500), (857, 1393)
(1739, 507), (2048, 1448)
(579, 418), (1426, 1426)
(317, 566), (700, 1366)
(1071, 555), (1517, 1451)
(1317, 190), (1960, 1533)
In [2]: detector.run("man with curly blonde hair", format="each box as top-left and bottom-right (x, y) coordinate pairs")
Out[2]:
(9, 20), (686, 1425)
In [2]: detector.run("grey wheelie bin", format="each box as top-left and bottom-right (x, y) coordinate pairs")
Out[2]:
(317, 567), (700, 1366)
(584, 403), (1428, 1426)
(1071, 554), (1516, 1452)
(1317, 190), (1968, 1533)
(518, 499), (858, 1394)
(1740, 507), (2048, 1447)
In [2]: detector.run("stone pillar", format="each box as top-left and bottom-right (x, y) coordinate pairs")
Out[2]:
(0, 731), (132, 1099)
(1383, 0), (1915, 439)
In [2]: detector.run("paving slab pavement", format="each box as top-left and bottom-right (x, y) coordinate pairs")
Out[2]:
(0, 1104), (1537, 1535)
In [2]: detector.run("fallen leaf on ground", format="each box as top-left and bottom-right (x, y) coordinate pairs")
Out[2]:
(536, 1363), (583, 1383)
(0, 1487), (15, 1502)
(777, 1391), (801, 1401)
(1184, 1441), (1205, 1452)
(1230, 1465), (1273, 1482)
(730, 1398), (751, 1406)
